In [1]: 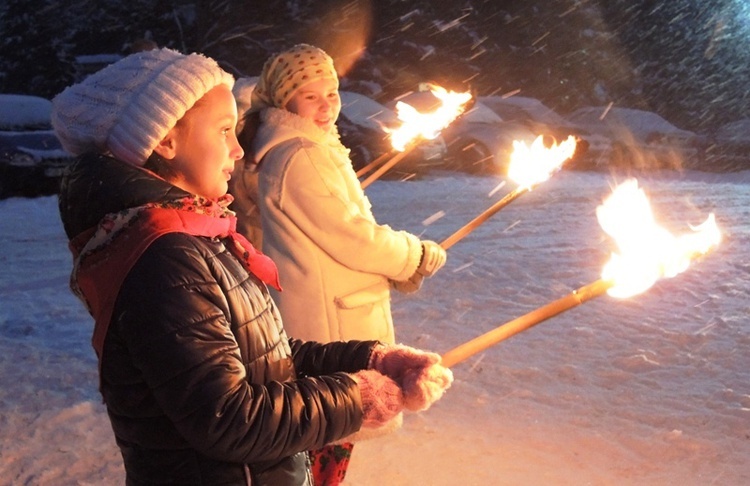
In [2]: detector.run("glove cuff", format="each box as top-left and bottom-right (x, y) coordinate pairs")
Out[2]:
(368, 344), (386, 371)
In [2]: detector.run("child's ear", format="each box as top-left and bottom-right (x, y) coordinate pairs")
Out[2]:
(153, 128), (178, 159)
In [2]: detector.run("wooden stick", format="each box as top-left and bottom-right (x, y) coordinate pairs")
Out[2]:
(355, 150), (395, 178)
(360, 145), (417, 189)
(441, 279), (613, 368)
(439, 186), (529, 250)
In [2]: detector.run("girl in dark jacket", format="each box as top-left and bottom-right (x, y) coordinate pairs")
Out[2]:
(51, 48), (452, 485)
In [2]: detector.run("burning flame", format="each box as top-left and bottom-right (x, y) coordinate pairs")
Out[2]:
(596, 179), (721, 298)
(389, 84), (471, 151)
(507, 135), (578, 189)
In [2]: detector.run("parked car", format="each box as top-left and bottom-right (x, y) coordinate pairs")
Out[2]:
(703, 119), (750, 172)
(479, 95), (610, 170)
(337, 91), (397, 170)
(338, 90), (446, 176)
(389, 90), (538, 174)
(0, 94), (74, 199)
(566, 106), (699, 170)
(444, 103), (539, 174)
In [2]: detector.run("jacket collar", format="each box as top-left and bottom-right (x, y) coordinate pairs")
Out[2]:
(59, 153), (192, 240)
(253, 107), (348, 163)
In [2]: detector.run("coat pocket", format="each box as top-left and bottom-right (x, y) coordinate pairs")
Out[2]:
(334, 281), (394, 342)
(334, 281), (390, 309)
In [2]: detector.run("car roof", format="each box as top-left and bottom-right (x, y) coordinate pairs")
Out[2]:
(0, 94), (53, 130)
(568, 106), (694, 136)
(481, 95), (571, 126)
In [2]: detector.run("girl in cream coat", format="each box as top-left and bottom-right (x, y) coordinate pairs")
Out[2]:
(234, 44), (447, 345)
(231, 44), (448, 485)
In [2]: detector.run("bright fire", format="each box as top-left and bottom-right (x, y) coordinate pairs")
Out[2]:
(389, 85), (472, 151)
(596, 179), (721, 298)
(507, 135), (578, 189)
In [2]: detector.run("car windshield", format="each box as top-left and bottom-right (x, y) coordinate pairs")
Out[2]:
(567, 108), (608, 125)
(460, 102), (503, 124)
(483, 96), (570, 126)
(339, 91), (398, 129)
(0, 131), (63, 151)
(610, 109), (682, 132)
(484, 103), (530, 121)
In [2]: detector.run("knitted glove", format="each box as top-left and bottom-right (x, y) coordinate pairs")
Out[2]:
(417, 240), (447, 277)
(350, 370), (404, 428)
(401, 364), (453, 411)
(369, 343), (441, 382)
(390, 272), (424, 294)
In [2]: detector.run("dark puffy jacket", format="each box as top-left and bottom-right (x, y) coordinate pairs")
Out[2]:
(59, 154), (375, 485)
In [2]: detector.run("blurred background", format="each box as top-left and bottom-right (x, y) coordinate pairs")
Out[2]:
(2, 0), (750, 197)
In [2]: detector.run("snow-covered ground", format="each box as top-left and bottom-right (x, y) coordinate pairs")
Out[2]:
(1, 168), (748, 485)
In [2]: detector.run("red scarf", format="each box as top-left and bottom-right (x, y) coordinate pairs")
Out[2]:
(70, 200), (281, 361)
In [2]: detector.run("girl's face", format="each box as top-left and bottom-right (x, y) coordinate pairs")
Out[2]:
(285, 77), (341, 133)
(156, 84), (244, 199)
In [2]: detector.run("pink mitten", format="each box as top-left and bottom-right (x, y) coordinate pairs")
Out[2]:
(401, 364), (454, 412)
(369, 343), (441, 382)
(350, 370), (404, 428)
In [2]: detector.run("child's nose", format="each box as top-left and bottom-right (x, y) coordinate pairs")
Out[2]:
(230, 134), (244, 160)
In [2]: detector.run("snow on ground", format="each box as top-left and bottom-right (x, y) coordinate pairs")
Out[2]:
(1, 168), (748, 485)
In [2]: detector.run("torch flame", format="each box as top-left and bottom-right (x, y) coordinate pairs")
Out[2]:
(596, 179), (721, 298)
(389, 84), (472, 151)
(507, 135), (578, 189)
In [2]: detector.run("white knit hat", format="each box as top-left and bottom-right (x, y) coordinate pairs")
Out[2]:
(250, 44), (338, 112)
(51, 48), (234, 166)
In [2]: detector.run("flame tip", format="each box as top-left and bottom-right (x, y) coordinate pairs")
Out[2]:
(507, 134), (577, 187)
(597, 180), (720, 298)
(389, 83), (472, 150)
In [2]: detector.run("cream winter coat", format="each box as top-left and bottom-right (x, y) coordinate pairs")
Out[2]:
(250, 108), (422, 344)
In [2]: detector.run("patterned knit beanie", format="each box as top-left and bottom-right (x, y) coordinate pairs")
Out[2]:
(250, 44), (338, 112)
(51, 48), (234, 166)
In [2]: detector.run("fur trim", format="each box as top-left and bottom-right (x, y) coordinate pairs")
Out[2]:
(252, 107), (352, 166)
(261, 107), (346, 151)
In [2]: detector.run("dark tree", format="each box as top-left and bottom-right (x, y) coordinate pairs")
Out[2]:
(1, 0), (748, 134)
(0, 0), (75, 97)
